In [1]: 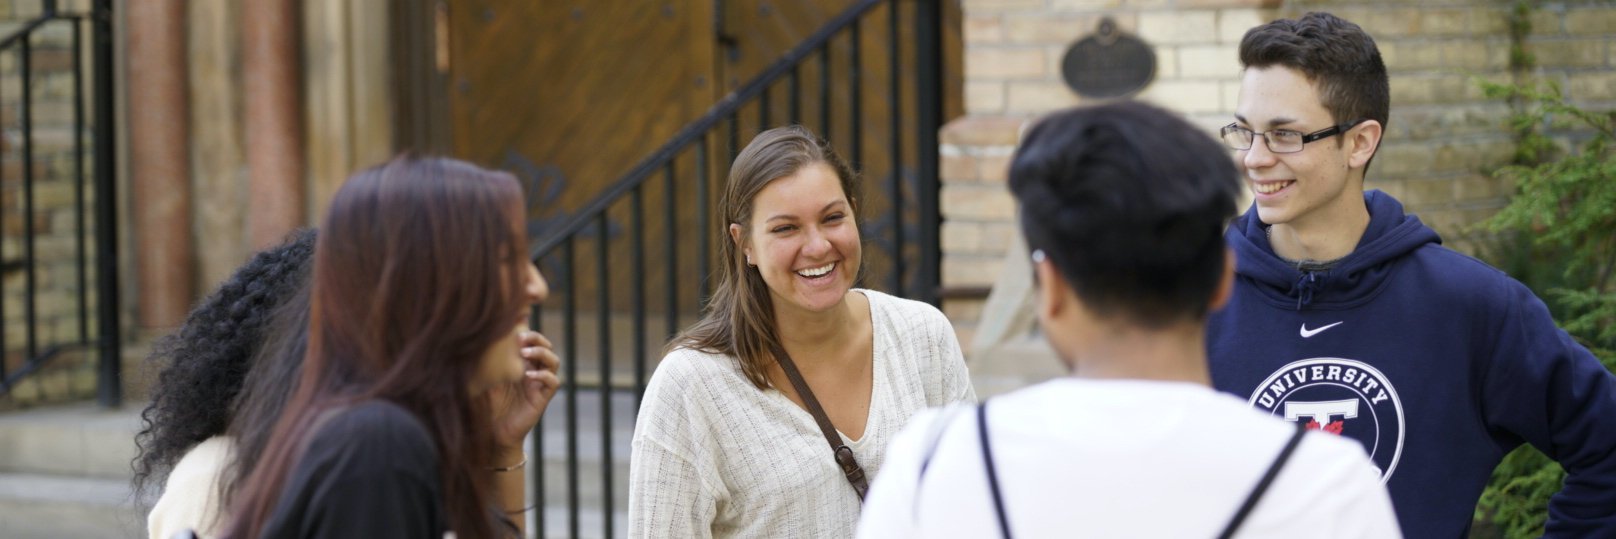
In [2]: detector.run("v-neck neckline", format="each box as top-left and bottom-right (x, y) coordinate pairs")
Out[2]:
(768, 289), (883, 445)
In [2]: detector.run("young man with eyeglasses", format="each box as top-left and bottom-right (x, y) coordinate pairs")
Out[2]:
(1207, 12), (1616, 538)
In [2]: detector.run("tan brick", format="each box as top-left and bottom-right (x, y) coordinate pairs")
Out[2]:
(1221, 80), (1241, 112)
(1529, 10), (1562, 35)
(1006, 14), (1090, 45)
(1178, 44), (1241, 78)
(1218, 8), (1268, 44)
(1050, 0), (1122, 9)
(943, 297), (987, 325)
(942, 116), (1028, 146)
(1469, 7), (1510, 35)
(1432, 140), (1514, 172)
(1179, 0), (1275, 8)
(1566, 9), (1616, 35)
(1362, 9), (1422, 37)
(1381, 41), (1443, 72)
(1125, 0), (1172, 8)
(1389, 76), (1466, 106)
(966, 15), (1005, 43)
(32, 181), (73, 208)
(942, 221), (985, 253)
(942, 185), (1017, 220)
(1455, 175), (1502, 202)
(1529, 40), (1604, 68)
(1138, 79), (1223, 114)
(1568, 72), (1616, 100)
(963, 0), (1046, 10)
(966, 81), (1007, 114)
(967, 47), (1048, 78)
(1421, 10), (1467, 36)
(1006, 81), (1079, 113)
(1418, 208), (1466, 237)
(943, 256), (1007, 287)
(1139, 11), (1218, 46)
(1402, 178), (1453, 207)
(1156, 46), (1179, 78)
(1374, 143), (1431, 176)
(942, 153), (980, 182)
(1006, 14), (1134, 45)
(981, 153), (1013, 184)
(1362, 179), (1404, 202)
(1442, 104), (1511, 137)
(982, 222), (1019, 255)
(1442, 41), (1494, 70)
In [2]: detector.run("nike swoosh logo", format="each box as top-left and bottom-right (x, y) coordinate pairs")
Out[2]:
(1300, 321), (1344, 338)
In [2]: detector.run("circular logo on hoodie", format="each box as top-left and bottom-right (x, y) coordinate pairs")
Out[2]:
(1247, 358), (1405, 482)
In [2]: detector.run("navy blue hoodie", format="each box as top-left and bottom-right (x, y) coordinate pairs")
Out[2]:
(1208, 190), (1616, 538)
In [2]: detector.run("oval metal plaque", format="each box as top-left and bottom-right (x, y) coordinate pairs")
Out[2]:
(1061, 18), (1156, 100)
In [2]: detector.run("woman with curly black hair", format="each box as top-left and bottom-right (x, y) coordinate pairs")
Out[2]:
(134, 229), (318, 538)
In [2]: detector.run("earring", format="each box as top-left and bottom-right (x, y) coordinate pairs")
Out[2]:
(1031, 249), (1046, 264)
(746, 255), (755, 267)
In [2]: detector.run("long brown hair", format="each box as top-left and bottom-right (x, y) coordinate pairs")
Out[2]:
(223, 156), (528, 539)
(667, 125), (861, 390)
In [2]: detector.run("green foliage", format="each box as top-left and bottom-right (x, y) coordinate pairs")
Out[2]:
(1466, 74), (1616, 538)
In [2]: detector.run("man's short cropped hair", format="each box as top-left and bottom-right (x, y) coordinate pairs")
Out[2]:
(1009, 101), (1241, 328)
(1239, 12), (1390, 132)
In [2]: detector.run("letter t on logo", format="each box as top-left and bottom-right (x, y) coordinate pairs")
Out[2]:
(1284, 399), (1360, 425)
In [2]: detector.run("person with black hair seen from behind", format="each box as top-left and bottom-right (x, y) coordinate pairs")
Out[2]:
(855, 101), (1400, 538)
(1208, 13), (1616, 538)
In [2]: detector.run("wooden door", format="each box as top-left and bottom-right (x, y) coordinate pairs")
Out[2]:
(444, 0), (717, 214)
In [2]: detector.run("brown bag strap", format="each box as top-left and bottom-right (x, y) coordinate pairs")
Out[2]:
(771, 343), (870, 502)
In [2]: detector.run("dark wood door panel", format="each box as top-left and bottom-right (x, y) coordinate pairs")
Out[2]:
(448, 0), (715, 201)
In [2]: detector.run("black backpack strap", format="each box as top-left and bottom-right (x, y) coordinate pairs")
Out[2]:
(1217, 422), (1308, 539)
(978, 401), (1013, 539)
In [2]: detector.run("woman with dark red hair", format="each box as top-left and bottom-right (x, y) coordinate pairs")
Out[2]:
(221, 156), (558, 539)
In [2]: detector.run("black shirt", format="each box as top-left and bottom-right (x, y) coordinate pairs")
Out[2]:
(258, 400), (447, 539)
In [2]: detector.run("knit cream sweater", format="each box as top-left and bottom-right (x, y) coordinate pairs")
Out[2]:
(628, 289), (976, 539)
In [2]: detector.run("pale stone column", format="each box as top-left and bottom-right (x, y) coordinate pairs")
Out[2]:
(126, 0), (195, 330)
(243, 0), (306, 249)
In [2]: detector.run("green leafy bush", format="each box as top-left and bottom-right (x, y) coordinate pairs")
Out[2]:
(1467, 78), (1616, 538)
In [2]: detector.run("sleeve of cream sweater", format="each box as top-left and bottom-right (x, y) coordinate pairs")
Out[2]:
(628, 350), (723, 539)
(914, 296), (976, 406)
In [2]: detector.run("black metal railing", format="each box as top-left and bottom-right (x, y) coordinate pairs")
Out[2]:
(525, 0), (943, 537)
(0, 0), (121, 408)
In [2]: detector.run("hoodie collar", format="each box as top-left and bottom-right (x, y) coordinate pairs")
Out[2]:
(1227, 190), (1443, 310)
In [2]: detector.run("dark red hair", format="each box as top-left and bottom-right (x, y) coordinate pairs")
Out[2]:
(224, 156), (528, 539)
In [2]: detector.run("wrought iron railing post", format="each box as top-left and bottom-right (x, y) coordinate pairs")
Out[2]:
(93, 0), (122, 407)
(914, 0), (943, 306)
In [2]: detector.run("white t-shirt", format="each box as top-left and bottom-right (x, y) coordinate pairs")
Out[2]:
(628, 289), (976, 539)
(856, 378), (1402, 539)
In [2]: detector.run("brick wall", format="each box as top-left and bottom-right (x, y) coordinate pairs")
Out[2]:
(0, 1), (103, 407)
(943, 0), (1616, 346)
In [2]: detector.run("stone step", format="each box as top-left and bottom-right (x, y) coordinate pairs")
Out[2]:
(0, 401), (142, 480)
(0, 472), (142, 539)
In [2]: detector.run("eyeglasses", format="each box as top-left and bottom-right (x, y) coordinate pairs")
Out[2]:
(1220, 118), (1369, 154)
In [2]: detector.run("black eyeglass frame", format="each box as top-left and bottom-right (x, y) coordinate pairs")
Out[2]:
(1220, 118), (1372, 153)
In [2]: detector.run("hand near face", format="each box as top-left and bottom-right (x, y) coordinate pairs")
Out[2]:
(488, 329), (562, 454)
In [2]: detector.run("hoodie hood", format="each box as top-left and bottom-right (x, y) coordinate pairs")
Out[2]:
(1226, 190), (1443, 310)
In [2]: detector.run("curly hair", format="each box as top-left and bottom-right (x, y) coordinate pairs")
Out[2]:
(132, 228), (317, 500)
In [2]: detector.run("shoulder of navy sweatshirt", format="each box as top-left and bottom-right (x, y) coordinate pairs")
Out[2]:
(1208, 190), (1616, 539)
